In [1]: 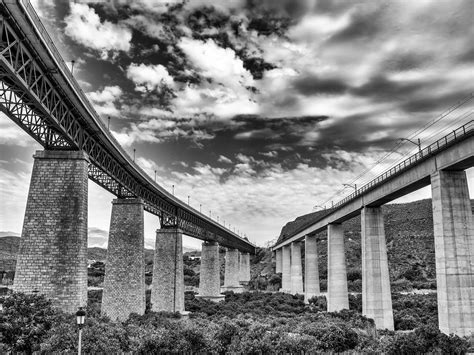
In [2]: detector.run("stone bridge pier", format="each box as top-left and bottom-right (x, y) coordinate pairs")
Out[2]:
(13, 150), (88, 313)
(151, 228), (185, 313)
(101, 198), (145, 321)
(197, 241), (224, 302)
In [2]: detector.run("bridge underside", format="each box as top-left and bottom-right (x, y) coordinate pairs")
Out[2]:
(0, 9), (253, 252)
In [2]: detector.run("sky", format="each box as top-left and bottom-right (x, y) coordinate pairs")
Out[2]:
(0, 0), (473, 249)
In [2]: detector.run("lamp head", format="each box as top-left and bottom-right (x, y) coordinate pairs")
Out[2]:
(76, 307), (86, 327)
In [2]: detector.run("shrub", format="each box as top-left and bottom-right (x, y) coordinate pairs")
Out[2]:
(384, 324), (469, 354)
(0, 292), (62, 353)
(41, 316), (129, 354)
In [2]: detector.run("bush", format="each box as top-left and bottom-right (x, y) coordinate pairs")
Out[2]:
(41, 316), (129, 353)
(0, 292), (62, 353)
(384, 324), (469, 354)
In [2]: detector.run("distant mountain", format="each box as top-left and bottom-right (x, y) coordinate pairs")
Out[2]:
(0, 236), (200, 270)
(0, 236), (19, 271)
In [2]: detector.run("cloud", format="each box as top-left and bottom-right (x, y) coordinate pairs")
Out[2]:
(292, 74), (349, 96)
(65, 3), (132, 59)
(178, 37), (254, 88)
(218, 155), (232, 164)
(87, 86), (122, 116)
(126, 63), (175, 92)
(0, 113), (35, 147)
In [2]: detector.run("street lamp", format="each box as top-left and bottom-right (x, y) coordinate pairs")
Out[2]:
(187, 196), (190, 205)
(76, 307), (86, 355)
(71, 60), (75, 75)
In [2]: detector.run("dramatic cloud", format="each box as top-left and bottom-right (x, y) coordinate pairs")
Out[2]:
(126, 63), (175, 92)
(1, 0), (473, 246)
(87, 86), (122, 116)
(65, 3), (132, 59)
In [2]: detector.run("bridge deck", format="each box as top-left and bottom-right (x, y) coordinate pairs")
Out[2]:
(0, 0), (255, 253)
(274, 121), (474, 249)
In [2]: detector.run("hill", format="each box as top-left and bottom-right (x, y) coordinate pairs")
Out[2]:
(269, 199), (474, 291)
(2, 198), (472, 291)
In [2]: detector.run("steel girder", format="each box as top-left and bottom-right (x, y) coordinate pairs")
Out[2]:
(0, 11), (254, 253)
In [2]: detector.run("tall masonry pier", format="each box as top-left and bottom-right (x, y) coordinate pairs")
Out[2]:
(13, 150), (89, 313)
(102, 198), (146, 321)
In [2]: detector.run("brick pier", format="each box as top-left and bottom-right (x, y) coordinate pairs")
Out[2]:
(13, 150), (88, 313)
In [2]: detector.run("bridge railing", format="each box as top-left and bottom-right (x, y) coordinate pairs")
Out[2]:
(333, 120), (474, 210)
(20, 1), (107, 129)
(276, 120), (474, 245)
(16, 1), (252, 246)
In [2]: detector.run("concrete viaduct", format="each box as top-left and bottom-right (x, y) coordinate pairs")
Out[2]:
(273, 121), (474, 337)
(0, 1), (254, 320)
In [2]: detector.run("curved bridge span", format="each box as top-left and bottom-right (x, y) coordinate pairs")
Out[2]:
(0, 1), (254, 253)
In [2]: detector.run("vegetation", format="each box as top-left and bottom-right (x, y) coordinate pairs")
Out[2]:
(1, 291), (470, 354)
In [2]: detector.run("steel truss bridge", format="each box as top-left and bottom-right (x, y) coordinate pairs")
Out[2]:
(0, 1), (255, 253)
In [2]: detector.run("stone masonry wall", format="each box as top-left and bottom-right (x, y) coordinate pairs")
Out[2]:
(151, 229), (185, 313)
(102, 198), (145, 321)
(197, 241), (222, 299)
(13, 150), (88, 313)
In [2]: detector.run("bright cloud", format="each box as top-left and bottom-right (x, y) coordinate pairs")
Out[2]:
(87, 86), (122, 116)
(65, 3), (132, 59)
(126, 63), (175, 92)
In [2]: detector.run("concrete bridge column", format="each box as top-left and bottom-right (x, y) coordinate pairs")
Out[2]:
(222, 248), (243, 293)
(275, 249), (282, 273)
(239, 252), (251, 285)
(197, 241), (224, 302)
(151, 228), (185, 313)
(431, 170), (474, 337)
(361, 207), (394, 330)
(327, 223), (349, 311)
(305, 235), (320, 303)
(290, 241), (304, 295)
(13, 150), (88, 313)
(101, 198), (145, 321)
(281, 245), (291, 292)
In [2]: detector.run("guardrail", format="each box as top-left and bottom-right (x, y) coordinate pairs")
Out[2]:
(334, 120), (473, 209)
(13, 1), (253, 247)
(20, 0), (107, 131)
(279, 120), (474, 243)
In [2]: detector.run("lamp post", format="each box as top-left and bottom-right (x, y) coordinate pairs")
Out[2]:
(71, 60), (75, 75)
(76, 307), (86, 355)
